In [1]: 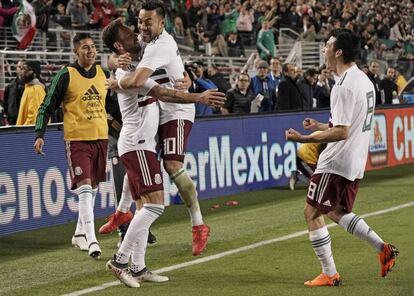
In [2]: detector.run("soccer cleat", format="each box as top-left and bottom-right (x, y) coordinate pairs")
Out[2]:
(304, 273), (342, 287)
(378, 243), (399, 277)
(131, 268), (169, 283)
(148, 230), (157, 245)
(71, 234), (88, 251)
(106, 258), (140, 288)
(88, 242), (102, 260)
(99, 210), (134, 234)
(289, 171), (297, 191)
(192, 224), (210, 256)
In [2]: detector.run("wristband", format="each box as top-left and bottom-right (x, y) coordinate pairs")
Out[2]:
(117, 78), (123, 89)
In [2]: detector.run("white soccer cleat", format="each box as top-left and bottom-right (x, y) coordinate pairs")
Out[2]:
(71, 234), (88, 251)
(88, 242), (102, 260)
(106, 259), (140, 288)
(133, 269), (169, 283)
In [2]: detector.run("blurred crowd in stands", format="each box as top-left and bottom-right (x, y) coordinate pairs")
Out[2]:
(0, 0), (412, 60)
(0, 55), (410, 126)
(0, 0), (413, 125)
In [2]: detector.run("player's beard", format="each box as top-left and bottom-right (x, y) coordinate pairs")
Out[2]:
(126, 43), (141, 54)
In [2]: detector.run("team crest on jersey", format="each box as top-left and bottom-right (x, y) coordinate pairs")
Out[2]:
(75, 166), (83, 176)
(154, 174), (162, 184)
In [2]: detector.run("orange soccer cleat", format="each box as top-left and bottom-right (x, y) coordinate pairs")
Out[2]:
(192, 224), (210, 256)
(304, 273), (342, 287)
(99, 210), (133, 234)
(378, 243), (399, 277)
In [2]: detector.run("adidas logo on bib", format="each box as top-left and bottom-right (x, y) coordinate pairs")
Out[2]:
(81, 85), (101, 101)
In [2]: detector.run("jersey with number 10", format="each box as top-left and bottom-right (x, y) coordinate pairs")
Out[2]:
(315, 64), (375, 181)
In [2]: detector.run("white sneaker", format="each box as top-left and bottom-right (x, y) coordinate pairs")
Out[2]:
(106, 259), (140, 288)
(133, 269), (169, 283)
(71, 234), (88, 251)
(289, 172), (297, 191)
(88, 242), (102, 260)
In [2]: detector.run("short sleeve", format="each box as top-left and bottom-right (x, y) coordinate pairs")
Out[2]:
(137, 42), (170, 71)
(330, 86), (354, 126)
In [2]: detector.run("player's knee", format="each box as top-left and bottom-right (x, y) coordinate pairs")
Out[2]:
(164, 160), (183, 176)
(326, 207), (346, 223)
(303, 208), (311, 223)
(303, 204), (320, 222)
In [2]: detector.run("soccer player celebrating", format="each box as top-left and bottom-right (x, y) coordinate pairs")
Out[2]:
(34, 33), (111, 259)
(106, 0), (210, 256)
(285, 29), (398, 286)
(102, 18), (224, 288)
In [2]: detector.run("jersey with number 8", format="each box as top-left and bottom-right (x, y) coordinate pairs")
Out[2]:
(315, 64), (375, 181)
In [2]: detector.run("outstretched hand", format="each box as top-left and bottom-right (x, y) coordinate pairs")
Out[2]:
(199, 89), (226, 107)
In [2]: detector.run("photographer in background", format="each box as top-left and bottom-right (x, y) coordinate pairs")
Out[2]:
(185, 60), (217, 116)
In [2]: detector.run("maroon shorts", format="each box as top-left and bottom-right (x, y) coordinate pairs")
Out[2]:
(65, 140), (108, 190)
(158, 119), (193, 162)
(296, 156), (316, 179)
(306, 173), (360, 214)
(120, 150), (163, 200)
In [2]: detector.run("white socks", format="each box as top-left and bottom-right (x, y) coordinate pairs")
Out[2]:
(339, 213), (384, 252)
(74, 186), (98, 235)
(92, 187), (98, 209)
(74, 217), (84, 236)
(77, 184), (97, 245)
(116, 203), (164, 266)
(309, 227), (337, 276)
(172, 168), (203, 226)
(117, 174), (133, 213)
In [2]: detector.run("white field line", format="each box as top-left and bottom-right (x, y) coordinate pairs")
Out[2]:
(62, 201), (414, 296)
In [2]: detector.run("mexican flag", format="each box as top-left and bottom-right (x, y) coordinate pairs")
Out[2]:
(11, 0), (37, 49)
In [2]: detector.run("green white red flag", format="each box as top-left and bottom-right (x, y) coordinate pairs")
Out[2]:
(11, 0), (37, 49)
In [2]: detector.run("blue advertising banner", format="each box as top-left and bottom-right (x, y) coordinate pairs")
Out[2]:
(164, 111), (329, 200)
(0, 128), (116, 236)
(0, 111), (329, 236)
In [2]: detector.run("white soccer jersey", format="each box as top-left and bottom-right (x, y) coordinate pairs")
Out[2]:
(115, 65), (159, 156)
(137, 29), (195, 125)
(315, 64), (375, 181)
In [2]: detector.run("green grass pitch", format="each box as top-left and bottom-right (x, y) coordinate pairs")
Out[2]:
(1, 164), (413, 296)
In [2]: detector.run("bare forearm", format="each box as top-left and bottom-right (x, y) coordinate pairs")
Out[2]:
(301, 126), (348, 143)
(151, 87), (199, 104)
(119, 75), (143, 89)
(316, 122), (329, 131)
(119, 67), (152, 89)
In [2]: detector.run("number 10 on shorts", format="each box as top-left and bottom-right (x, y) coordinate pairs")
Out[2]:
(164, 137), (176, 155)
